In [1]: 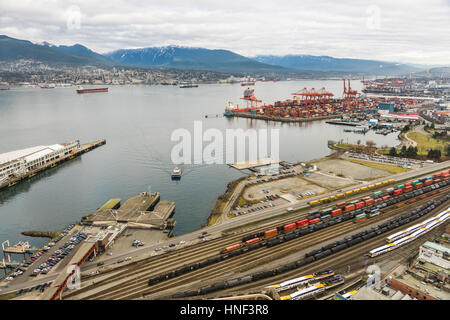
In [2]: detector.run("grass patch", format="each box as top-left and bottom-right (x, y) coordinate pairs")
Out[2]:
(347, 159), (410, 174)
(407, 131), (448, 155)
(0, 291), (16, 300)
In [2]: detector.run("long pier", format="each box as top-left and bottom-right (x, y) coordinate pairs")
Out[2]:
(0, 139), (106, 191)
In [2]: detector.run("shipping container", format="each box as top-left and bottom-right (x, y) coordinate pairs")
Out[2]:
(364, 198), (375, 206)
(309, 218), (320, 224)
(355, 201), (365, 209)
(224, 244), (242, 253)
(245, 238), (260, 246)
(296, 219), (309, 228)
(405, 182), (413, 187)
(412, 180), (420, 185)
(331, 208), (342, 217)
(354, 216), (367, 223)
(424, 179), (433, 186)
(264, 228), (278, 239)
(404, 186), (413, 193)
(373, 191), (382, 198)
(396, 184), (405, 189)
(284, 223), (297, 232)
(344, 204), (356, 212)
(414, 182), (423, 189)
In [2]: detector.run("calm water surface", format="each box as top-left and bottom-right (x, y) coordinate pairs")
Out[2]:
(0, 80), (399, 249)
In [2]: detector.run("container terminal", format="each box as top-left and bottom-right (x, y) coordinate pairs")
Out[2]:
(0, 139), (106, 190)
(224, 79), (429, 123)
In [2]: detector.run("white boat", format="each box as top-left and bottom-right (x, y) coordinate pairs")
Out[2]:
(171, 167), (182, 179)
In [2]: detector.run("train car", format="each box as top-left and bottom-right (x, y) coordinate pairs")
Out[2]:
(424, 179), (433, 186)
(308, 210), (320, 218)
(373, 191), (382, 198)
(309, 200), (320, 206)
(404, 186), (413, 193)
(325, 275), (345, 288)
(382, 195), (390, 201)
(433, 173), (442, 178)
(336, 201), (347, 208)
(321, 208), (333, 216)
(414, 182), (423, 189)
(369, 243), (395, 257)
(369, 209), (380, 217)
(367, 184), (375, 189)
(405, 182), (413, 188)
(281, 283), (326, 300)
(354, 213), (367, 223)
(388, 179), (395, 183)
(344, 204), (356, 213)
(355, 201), (365, 209)
(336, 193), (345, 198)
(296, 219), (309, 228)
(360, 186), (368, 192)
(382, 180), (389, 185)
(245, 237), (261, 246)
(353, 188), (361, 193)
(364, 198), (375, 206)
(321, 214), (331, 220)
(331, 208), (342, 217)
(224, 243), (242, 253)
(264, 228), (278, 239)
(393, 189), (403, 196)
(319, 197), (329, 203)
(375, 182), (382, 187)
(284, 223), (297, 232)
(345, 190), (353, 197)
(396, 184), (405, 189)
(412, 180), (420, 185)
(309, 218), (320, 224)
(266, 274), (315, 291)
(313, 269), (334, 279)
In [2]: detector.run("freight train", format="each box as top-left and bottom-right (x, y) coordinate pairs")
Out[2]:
(221, 171), (449, 254)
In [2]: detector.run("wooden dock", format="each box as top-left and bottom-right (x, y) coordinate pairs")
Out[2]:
(0, 139), (106, 191)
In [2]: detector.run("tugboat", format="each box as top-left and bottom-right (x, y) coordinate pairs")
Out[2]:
(171, 167), (182, 180)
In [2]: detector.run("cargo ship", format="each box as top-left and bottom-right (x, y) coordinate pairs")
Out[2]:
(179, 84), (199, 88)
(76, 86), (108, 94)
(241, 82), (255, 86)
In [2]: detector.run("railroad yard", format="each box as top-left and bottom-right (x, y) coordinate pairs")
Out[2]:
(51, 166), (450, 301)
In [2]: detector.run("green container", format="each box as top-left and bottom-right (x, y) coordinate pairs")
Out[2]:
(373, 191), (382, 197)
(412, 180), (420, 185)
(396, 184), (405, 189)
(355, 213), (366, 219)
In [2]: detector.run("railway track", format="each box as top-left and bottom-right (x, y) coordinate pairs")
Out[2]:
(66, 187), (449, 300)
(201, 209), (449, 300)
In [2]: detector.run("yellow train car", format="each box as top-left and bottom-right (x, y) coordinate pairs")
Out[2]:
(319, 197), (329, 203)
(309, 200), (319, 206)
(367, 184), (375, 189)
(353, 188), (361, 193)
(382, 180), (389, 185)
(336, 193), (345, 198)
(388, 179), (395, 183)
(345, 190), (353, 196)
(375, 182), (382, 187)
(360, 186), (368, 191)
(329, 195), (336, 201)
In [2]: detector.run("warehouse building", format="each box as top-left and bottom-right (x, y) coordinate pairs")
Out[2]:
(0, 141), (80, 182)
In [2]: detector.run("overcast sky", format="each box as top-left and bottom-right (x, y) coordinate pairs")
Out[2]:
(1, 0), (449, 65)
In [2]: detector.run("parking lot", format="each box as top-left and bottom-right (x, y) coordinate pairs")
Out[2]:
(1, 224), (88, 295)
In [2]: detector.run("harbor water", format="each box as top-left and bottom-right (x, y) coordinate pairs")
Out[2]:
(0, 80), (400, 249)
